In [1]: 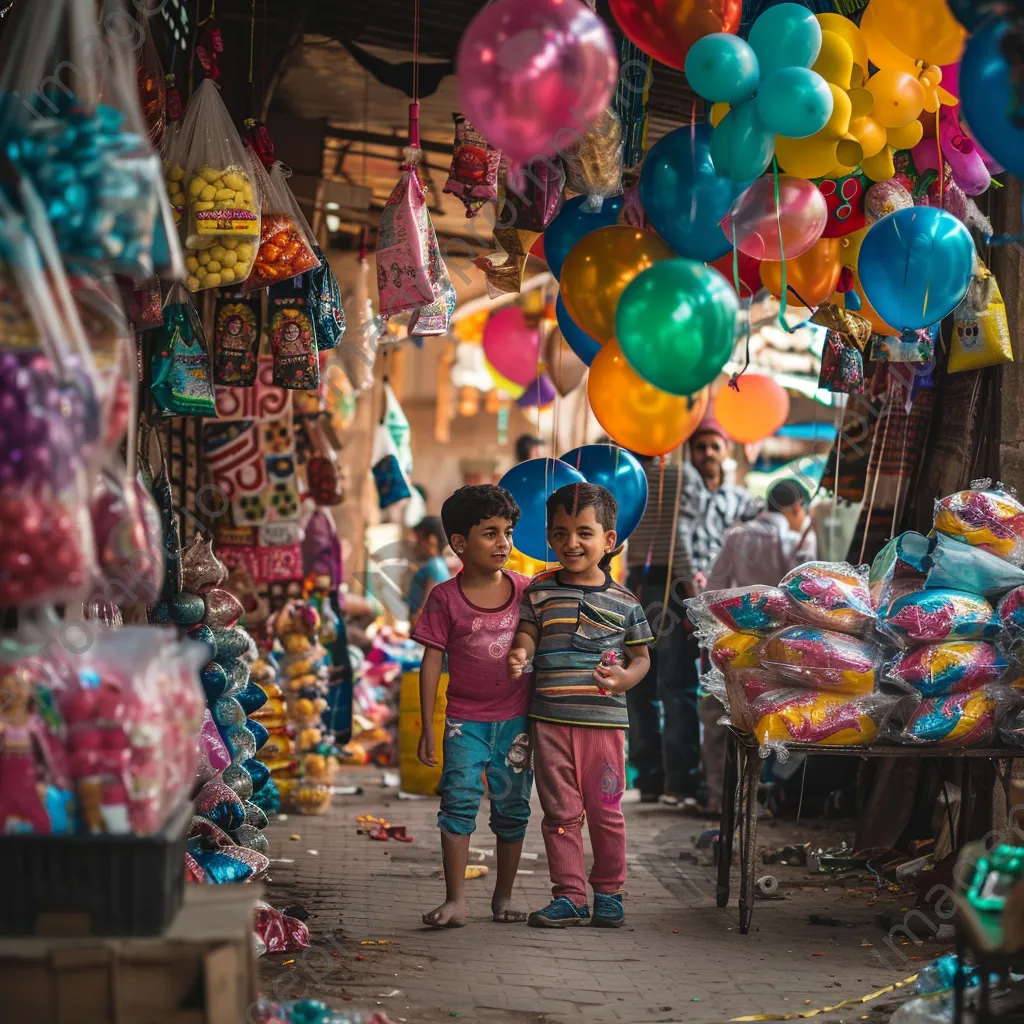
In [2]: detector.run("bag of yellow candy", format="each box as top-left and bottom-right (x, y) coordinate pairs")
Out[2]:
(175, 81), (261, 292)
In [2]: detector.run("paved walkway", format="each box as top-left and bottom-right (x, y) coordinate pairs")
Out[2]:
(258, 769), (941, 1023)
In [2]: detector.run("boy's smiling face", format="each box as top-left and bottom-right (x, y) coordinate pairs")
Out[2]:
(548, 504), (616, 578)
(452, 515), (514, 575)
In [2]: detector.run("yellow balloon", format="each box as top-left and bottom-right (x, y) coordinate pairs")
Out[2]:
(560, 226), (674, 345)
(863, 0), (965, 68)
(775, 86), (859, 179)
(861, 147), (895, 184)
(866, 68), (925, 129)
(710, 102), (729, 128)
(813, 31), (853, 89)
(506, 547), (556, 577)
(588, 342), (710, 457)
(817, 14), (869, 85)
(887, 120), (924, 150)
(484, 359), (526, 399)
(849, 116), (886, 159)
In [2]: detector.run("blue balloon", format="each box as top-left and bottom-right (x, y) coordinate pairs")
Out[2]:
(756, 67), (833, 139)
(556, 295), (600, 366)
(641, 123), (751, 262)
(858, 208), (975, 331)
(498, 458), (586, 562)
(960, 18), (1024, 178)
(544, 194), (624, 280)
(559, 445), (648, 542)
(711, 101), (775, 182)
(685, 33), (760, 105)
(747, 2), (822, 78)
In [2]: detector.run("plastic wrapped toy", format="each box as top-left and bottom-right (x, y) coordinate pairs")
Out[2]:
(686, 585), (791, 638)
(884, 642), (1009, 698)
(780, 561), (876, 635)
(933, 486), (1024, 565)
(719, 667), (780, 733)
(925, 532), (1024, 599)
(753, 688), (884, 759)
(880, 589), (999, 646)
(997, 587), (1024, 646)
(894, 691), (999, 747)
(708, 630), (763, 673)
(760, 626), (881, 695)
(869, 532), (931, 614)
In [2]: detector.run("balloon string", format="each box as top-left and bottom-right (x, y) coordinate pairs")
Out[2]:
(728, 220), (751, 388)
(647, 455), (665, 572)
(935, 109), (944, 211)
(773, 157), (788, 332)
(662, 445), (685, 614)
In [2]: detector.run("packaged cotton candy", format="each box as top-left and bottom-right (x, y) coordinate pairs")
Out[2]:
(998, 706), (1024, 747)
(720, 667), (780, 732)
(933, 485), (1024, 565)
(879, 589), (999, 646)
(753, 688), (884, 760)
(869, 532), (930, 614)
(780, 561), (876, 635)
(686, 586), (790, 638)
(884, 642), (1009, 698)
(996, 587), (1024, 646)
(925, 531), (1024, 600)
(892, 691), (1000, 747)
(708, 630), (763, 673)
(760, 626), (881, 695)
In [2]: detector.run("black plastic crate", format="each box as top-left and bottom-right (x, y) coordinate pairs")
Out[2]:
(0, 802), (191, 936)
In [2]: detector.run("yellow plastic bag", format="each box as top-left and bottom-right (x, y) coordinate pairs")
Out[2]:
(398, 669), (449, 796)
(950, 266), (1013, 373)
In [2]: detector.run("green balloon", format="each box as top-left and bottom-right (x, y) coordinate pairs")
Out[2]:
(615, 259), (739, 397)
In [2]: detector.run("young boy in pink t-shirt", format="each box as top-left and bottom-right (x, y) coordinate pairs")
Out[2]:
(412, 484), (533, 928)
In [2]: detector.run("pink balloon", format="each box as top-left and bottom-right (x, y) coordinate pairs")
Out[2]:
(720, 176), (828, 261)
(482, 306), (541, 387)
(456, 0), (618, 165)
(913, 106), (991, 196)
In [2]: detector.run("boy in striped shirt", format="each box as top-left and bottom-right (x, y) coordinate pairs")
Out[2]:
(508, 483), (653, 928)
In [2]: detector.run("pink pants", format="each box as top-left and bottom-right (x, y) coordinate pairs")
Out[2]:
(531, 720), (627, 905)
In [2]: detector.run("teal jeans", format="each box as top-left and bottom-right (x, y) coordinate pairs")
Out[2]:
(438, 716), (533, 842)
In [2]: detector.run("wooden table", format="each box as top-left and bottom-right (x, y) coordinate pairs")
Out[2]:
(716, 729), (1023, 934)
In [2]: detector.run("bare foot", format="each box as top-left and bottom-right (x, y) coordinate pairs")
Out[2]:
(491, 895), (529, 923)
(422, 900), (468, 929)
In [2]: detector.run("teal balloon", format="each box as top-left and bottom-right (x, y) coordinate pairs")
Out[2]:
(616, 259), (739, 397)
(556, 295), (600, 366)
(711, 101), (774, 181)
(747, 2), (822, 77)
(685, 33), (759, 105)
(757, 68), (833, 139)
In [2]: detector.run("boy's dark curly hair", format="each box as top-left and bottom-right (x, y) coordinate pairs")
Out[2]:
(441, 484), (521, 542)
(546, 482), (618, 533)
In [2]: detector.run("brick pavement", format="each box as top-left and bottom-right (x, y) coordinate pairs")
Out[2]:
(258, 769), (940, 1024)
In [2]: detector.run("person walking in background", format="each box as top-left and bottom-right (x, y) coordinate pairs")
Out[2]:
(407, 516), (452, 630)
(697, 478), (816, 816)
(514, 433), (545, 465)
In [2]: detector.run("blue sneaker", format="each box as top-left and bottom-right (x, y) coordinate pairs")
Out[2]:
(592, 892), (625, 928)
(527, 897), (590, 928)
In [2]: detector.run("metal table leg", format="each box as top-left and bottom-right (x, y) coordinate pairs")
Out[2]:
(738, 742), (761, 935)
(717, 730), (739, 908)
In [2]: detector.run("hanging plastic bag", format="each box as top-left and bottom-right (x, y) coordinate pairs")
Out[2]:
(268, 274), (319, 390)
(504, 159), (566, 234)
(443, 113), (500, 217)
(150, 281), (217, 416)
(136, 14), (167, 148)
(306, 420), (345, 507)
(475, 164), (540, 297)
(214, 292), (262, 386)
(243, 155), (319, 292)
(178, 80), (261, 291)
(563, 108), (624, 212)
(950, 262), (1013, 373)
(337, 247), (380, 392)
(307, 244), (346, 350)
(371, 422), (412, 509)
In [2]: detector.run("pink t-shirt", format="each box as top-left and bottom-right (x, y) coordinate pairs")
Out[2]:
(411, 570), (531, 722)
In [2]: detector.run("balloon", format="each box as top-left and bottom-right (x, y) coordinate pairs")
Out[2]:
(863, 0), (965, 67)
(833, 226), (897, 336)
(588, 343), (710, 457)
(616, 259), (738, 397)
(685, 33), (759, 105)
(748, 3), (822, 78)
(529, 234), (546, 262)
(559, 225), (674, 344)
(817, 14), (869, 84)
(865, 69), (925, 129)
(545, 325), (588, 397)
(757, 67), (834, 139)
(559, 445), (648, 541)
(543, 194), (624, 280)
(813, 29), (854, 90)
(759, 236), (842, 308)
(712, 249), (762, 299)
(960, 18), (1024, 178)
(608, 0), (741, 73)
(498, 458), (586, 561)
(640, 123), (750, 262)
(506, 546), (555, 576)
(711, 100), (775, 181)
(482, 306), (540, 387)
(721, 175), (828, 261)
(858, 207), (975, 331)
(484, 359), (527, 399)
(555, 295), (600, 366)
(714, 375), (791, 444)
(913, 107), (990, 196)
(456, 0), (618, 165)
(516, 373), (556, 409)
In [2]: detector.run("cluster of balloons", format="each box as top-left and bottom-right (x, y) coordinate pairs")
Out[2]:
(498, 446), (648, 562)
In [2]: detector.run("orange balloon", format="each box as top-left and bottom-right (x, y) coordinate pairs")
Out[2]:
(588, 342), (709, 457)
(838, 226), (897, 336)
(863, 0), (965, 67)
(714, 375), (790, 444)
(865, 69), (925, 129)
(759, 237), (842, 309)
(560, 226), (675, 344)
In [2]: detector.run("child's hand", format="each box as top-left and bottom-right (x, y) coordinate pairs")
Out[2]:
(508, 647), (529, 679)
(593, 661), (631, 695)
(417, 728), (437, 767)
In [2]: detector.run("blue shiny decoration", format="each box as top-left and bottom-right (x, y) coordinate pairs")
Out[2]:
(544, 194), (624, 280)
(685, 34), (760, 105)
(187, 844), (258, 884)
(224, 723), (257, 762)
(187, 623), (217, 661)
(641, 123), (750, 262)
(212, 626), (249, 663)
(244, 758), (271, 793)
(247, 718), (270, 752)
(556, 296), (600, 366)
(858, 208), (975, 331)
(710, 101), (775, 183)
(960, 18), (1024, 178)
(559, 445), (648, 542)
(236, 680), (269, 715)
(498, 457), (587, 562)
(200, 662), (231, 702)
(213, 696), (246, 730)
(249, 776), (281, 814)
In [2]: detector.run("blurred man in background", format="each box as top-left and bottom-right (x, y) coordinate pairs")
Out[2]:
(514, 433), (545, 464)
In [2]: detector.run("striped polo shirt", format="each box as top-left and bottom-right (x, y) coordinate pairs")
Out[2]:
(519, 570), (654, 728)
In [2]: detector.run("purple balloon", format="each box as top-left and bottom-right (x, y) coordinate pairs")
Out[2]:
(516, 373), (557, 409)
(456, 0), (618, 165)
